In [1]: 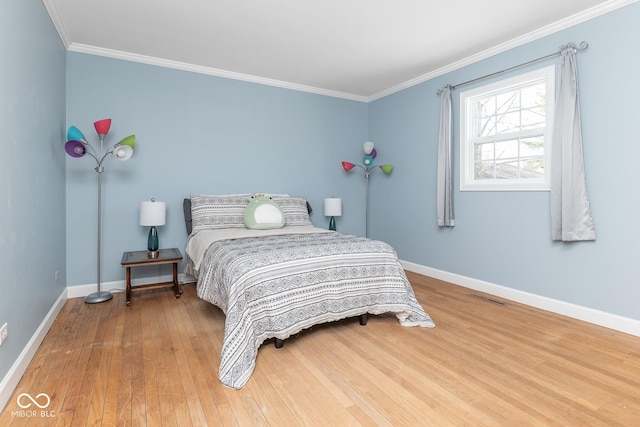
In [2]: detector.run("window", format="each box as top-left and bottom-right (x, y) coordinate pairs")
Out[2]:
(460, 66), (554, 191)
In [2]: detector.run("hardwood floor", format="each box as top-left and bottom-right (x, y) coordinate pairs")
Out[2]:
(2, 272), (639, 426)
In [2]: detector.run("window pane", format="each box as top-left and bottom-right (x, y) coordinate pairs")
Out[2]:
(520, 136), (544, 157)
(477, 116), (495, 137)
(476, 97), (496, 117)
(475, 161), (495, 180)
(521, 107), (545, 129)
(494, 160), (520, 179)
(496, 112), (520, 134)
(521, 158), (544, 178)
(495, 139), (519, 160)
(520, 83), (545, 109)
(496, 90), (520, 114)
(475, 142), (494, 162)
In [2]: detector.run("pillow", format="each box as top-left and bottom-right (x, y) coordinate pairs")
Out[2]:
(190, 194), (251, 234)
(271, 196), (313, 226)
(244, 195), (285, 229)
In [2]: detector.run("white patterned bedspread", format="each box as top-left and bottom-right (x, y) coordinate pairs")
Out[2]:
(186, 226), (435, 389)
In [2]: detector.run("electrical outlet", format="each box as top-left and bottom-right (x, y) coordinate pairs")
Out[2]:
(0, 323), (7, 346)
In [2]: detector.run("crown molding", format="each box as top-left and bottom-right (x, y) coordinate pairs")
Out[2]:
(45, 0), (637, 103)
(366, 0), (639, 102)
(66, 43), (369, 103)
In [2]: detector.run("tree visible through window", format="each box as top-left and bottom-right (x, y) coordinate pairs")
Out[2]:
(460, 66), (554, 191)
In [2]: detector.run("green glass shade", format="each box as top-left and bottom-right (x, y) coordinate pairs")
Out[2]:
(118, 134), (136, 148)
(381, 164), (393, 175)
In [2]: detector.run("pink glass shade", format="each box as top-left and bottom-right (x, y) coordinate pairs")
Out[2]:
(65, 140), (86, 158)
(342, 161), (355, 171)
(93, 118), (112, 136)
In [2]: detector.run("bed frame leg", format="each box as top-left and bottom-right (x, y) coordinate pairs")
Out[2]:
(274, 338), (284, 349)
(359, 314), (369, 326)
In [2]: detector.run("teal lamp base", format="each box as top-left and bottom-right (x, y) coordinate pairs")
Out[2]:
(329, 216), (336, 231)
(148, 226), (159, 258)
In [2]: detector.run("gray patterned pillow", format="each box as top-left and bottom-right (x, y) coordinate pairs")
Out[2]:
(272, 196), (312, 226)
(190, 194), (251, 234)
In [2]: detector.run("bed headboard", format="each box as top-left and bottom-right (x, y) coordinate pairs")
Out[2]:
(183, 197), (313, 235)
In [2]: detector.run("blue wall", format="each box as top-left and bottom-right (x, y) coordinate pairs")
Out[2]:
(369, 3), (640, 320)
(63, 3), (640, 323)
(0, 0), (66, 382)
(65, 54), (369, 286)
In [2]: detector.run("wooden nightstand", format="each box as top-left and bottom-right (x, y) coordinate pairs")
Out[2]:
(121, 248), (183, 305)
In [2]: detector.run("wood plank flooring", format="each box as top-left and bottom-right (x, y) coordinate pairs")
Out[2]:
(1, 272), (639, 426)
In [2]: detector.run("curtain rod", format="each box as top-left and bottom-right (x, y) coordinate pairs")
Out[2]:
(436, 41), (589, 95)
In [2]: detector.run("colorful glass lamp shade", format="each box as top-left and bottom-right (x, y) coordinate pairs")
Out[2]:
(341, 141), (393, 238)
(64, 118), (136, 304)
(67, 125), (87, 143)
(140, 199), (166, 259)
(65, 140), (86, 158)
(93, 118), (112, 136)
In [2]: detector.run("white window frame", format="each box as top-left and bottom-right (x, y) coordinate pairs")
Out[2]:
(460, 66), (555, 191)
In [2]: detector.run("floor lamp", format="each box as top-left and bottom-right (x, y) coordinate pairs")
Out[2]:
(341, 141), (393, 238)
(65, 119), (136, 303)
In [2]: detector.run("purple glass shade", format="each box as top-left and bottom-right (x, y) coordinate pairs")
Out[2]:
(65, 140), (86, 158)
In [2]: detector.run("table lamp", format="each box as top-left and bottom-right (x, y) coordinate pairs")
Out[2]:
(140, 198), (166, 258)
(324, 197), (342, 231)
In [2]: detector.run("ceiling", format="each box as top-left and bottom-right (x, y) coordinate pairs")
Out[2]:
(43, 0), (631, 101)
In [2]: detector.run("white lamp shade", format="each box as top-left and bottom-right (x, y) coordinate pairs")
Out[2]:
(363, 141), (375, 155)
(140, 200), (166, 226)
(324, 198), (342, 217)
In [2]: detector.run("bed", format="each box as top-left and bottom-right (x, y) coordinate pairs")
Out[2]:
(183, 194), (435, 389)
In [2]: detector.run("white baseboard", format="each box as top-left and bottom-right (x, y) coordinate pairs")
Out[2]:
(402, 260), (640, 337)
(0, 288), (67, 413)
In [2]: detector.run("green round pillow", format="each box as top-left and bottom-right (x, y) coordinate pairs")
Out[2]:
(244, 195), (285, 229)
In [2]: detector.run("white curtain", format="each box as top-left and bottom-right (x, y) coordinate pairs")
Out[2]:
(550, 44), (596, 241)
(437, 85), (455, 227)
